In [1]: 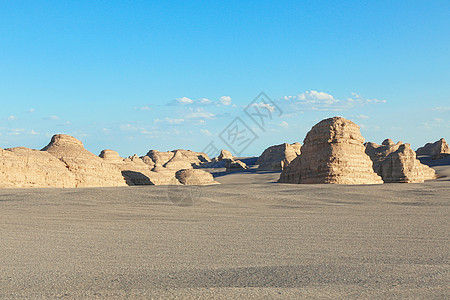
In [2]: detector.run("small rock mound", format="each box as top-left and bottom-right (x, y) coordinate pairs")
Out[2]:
(416, 138), (450, 160)
(217, 150), (233, 161)
(257, 143), (301, 171)
(175, 169), (219, 185)
(279, 117), (383, 184)
(225, 159), (249, 172)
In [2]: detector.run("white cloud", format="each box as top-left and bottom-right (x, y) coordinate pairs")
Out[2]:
(200, 129), (213, 136)
(186, 108), (215, 119)
(199, 98), (213, 104)
(28, 108), (35, 113)
(250, 102), (276, 112)
(351, 114), (370, 119)
(175, 97), (194, 105)
(280, 91), (386, 111)
(30, 130), (39, 135)
(46, 115), (60, 120)
(283, 90), (338, 105)
(8, 128), (24, 136)
(8, 115), (17, 121)
(120, 124), (139, 131)
(279, 121), (289, 128)
(219, 96), (232, 106)
(136, 106), (151, 111)
(347, 92), (386, 104)
(432, 106), (450, 112)
(154, 117), (185, 125)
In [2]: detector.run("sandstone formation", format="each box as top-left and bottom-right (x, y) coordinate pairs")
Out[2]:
(225, 159), (249, 172)
(175, 169), (219, 185)
(217, 149), (233, 161)
(42, 135), (127, 187)
(365, 140), (435, 183)
(256, 143), (301, 171)
(279, 117), (383, 184)
(146, 149), (210, 166)
(0, 147), (76, 188)
(416, 138), (450, 159)
(99, 149), (156, 185)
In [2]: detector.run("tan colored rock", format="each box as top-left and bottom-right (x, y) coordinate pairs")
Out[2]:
(163, 150), (193, 171)
(146, 149), (210, 166)
(279, 117), (383, 184)
(378, 144), (435, 182)
(42, 134), (127, 187)
(0, 147), (76, 188)
(257, 143), (301, 171)
(175, 169), (219, 185)
(365, 140), (403, 173)
(217, 149), (233, 161)
(225, 159), (249, 172)
(416, 138), (450, 159)
(99, 149), (122, 162)
(365, 140), (435, 183)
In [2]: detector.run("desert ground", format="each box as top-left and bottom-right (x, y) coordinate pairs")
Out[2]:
(0, 166), (449, 299)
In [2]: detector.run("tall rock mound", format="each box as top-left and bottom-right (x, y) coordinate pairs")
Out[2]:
(416, 138), (450, 159)
(42, 134), (127, 187)
(365, 140), (435, 183)
(279, 117), (383, 184)
(257, 143), (301, 171)
(0, 147), (76, 188)
(175, 169), (219, 185)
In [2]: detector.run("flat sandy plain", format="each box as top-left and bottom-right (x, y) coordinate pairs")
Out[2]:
(1, 167), (449, 299)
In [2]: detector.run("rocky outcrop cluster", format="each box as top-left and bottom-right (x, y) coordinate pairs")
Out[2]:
(256, 143), (301, 171)
(217, 149), (233, 161)
(0, 135), (218, 188)
(365, 139), (435, 183)
(416, 138), (450, 160)
(279, 117), (383, 184)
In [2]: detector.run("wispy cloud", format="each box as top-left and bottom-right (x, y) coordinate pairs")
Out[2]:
(200, 129), (213, 136)
(432, 106), (450, 112)
(45, 115), (60, 120)
(154, 117), (185, 125)
(169, 96), (232, 107)
(218, 96), (232, 106)
(279, 90), (386, 111)
(186, 108), (215, 119)
(279, 121), (289, 128)
(8, 115), (17, 121)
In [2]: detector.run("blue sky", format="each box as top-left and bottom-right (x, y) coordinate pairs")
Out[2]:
(1, 1), (449, 157)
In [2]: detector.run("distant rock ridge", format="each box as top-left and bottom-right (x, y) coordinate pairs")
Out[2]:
(365, 139), (435, 183)
(279, 117), (383, 184)
(256, 143), (301, 171)
(416, 138), (450, 160)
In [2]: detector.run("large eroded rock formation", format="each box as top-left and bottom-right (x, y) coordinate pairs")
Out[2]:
(279, 117), (383, 184)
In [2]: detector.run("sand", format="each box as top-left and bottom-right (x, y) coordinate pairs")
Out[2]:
(0, 166), (449, 299)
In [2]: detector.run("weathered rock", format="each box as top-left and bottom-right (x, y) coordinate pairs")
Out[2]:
(225, 159), (249, 172)
(279, 117), (383, 184)
(217, 150), (233, 161)
(365, 140), (435, 183)
(416, 138), (450, 159)
(146, 149), (210, 166)
(163, 150), (193, 171)
(175, 169), (220, 185)
(0, 147), (76, 188)
(365, 140), (403, 173)
(99, 149), (122, 162)
(42, 134), (127, 187)
(378, 144), (435, 182)
(257, 143), (301, 171)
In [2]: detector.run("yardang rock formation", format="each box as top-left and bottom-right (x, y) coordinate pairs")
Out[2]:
(279, 117), (383, 184)
(365, 140), (435, 183)
(416, 138), (450, 160)
(257, 143), (301, 171)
